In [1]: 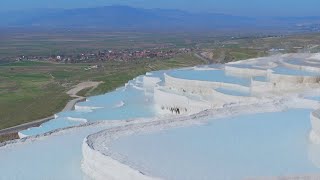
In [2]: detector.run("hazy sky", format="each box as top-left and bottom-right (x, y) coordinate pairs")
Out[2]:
(1, 0), (320, 16)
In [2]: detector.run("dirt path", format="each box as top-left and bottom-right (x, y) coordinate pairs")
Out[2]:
(0, 81), (102, 136)
(66, 81), (102, 98)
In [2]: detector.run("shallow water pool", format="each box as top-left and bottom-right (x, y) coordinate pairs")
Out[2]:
(0, 125), (107, 180)
(215, 87), (251, 96)
(287, 58), (320, 68)
(272, 66), (320, 76)
(168, 69), (251, 86)
(110, 109), (320, 180)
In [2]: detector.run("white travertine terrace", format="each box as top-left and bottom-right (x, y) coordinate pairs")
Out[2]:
(82, 137), (157, 180)
(153, 87), (213, 115)
(267, 70), (320, 84)
(142, 76), (161, 89)
(281, 59), (320, 73)
(309, 53), (320, 61)
(310, 110), (320, 144)
(80, 53), (320, 180)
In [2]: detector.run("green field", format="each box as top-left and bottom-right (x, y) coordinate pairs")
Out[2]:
(0, 31), (215, 59)
(0, 54), (206, 130)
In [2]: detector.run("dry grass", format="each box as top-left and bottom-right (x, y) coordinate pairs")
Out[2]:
(0, 133), (19, 143)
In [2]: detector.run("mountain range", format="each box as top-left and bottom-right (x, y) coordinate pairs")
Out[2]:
(1, 6), (320, 31)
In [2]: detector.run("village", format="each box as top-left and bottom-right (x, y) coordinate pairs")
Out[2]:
(15, 47), (193, 64)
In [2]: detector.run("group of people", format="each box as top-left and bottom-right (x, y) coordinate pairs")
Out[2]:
(161, 106), (188, 114)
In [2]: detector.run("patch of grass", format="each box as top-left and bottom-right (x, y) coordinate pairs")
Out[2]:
(0, 61), (53, 67)
(210, 48), (266, 63)
(51, 70), (77, 80)
(0, 82), (71, 129)
(228, 48), (266, 60)
(76, 87), (93, 97)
